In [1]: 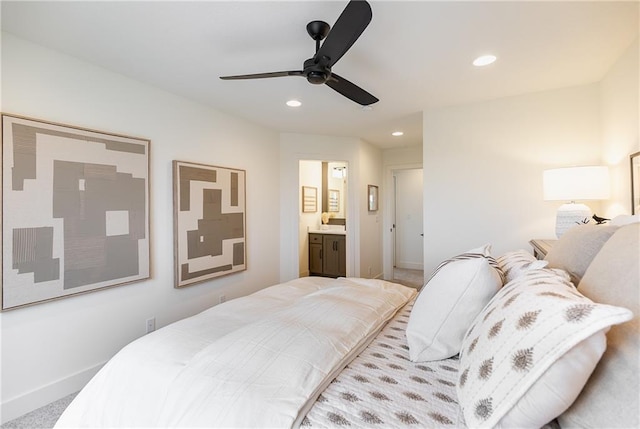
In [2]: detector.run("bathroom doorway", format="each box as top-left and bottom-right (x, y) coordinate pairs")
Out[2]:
(298, 160), (348, 277)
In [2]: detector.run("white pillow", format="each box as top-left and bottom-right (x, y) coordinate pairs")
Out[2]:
(610, 214), (640, 226)
(497, 250), (548, 283)
(559, 222), (640, 428)
(456, 268), (633, 429)
(544, 224), (619, 285)
(406, 244), (504, 362)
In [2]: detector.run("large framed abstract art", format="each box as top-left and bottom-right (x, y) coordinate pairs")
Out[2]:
(1, 114), (150, 310)
(173, 161), (246, 288)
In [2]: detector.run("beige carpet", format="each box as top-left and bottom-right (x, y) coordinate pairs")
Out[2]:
(1, 392), (77, 429)
(392, 267), (424, 289)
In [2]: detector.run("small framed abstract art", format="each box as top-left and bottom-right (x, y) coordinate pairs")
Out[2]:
(302, 186), (317, 213)
(1, 114), (150, 310)
(173, 160), (246, 288)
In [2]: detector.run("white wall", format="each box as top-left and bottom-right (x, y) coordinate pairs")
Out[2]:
(357, 142), (383, 278)
(423, 84), (602, 273)
(0, 33), (281, 422)
(383, 146), (423, 167)
(601, 38), (640, 217)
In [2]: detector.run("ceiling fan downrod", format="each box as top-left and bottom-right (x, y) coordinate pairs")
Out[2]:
(306, 20), (330, 53)
(304, 20), (332, 84)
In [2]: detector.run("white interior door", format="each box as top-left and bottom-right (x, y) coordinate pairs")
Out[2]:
(394, 168), (423, 270)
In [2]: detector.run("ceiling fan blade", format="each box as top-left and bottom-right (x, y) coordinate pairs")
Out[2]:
(220, 71), (304, 80)
(325, 73), (378, 106)
(314, 0), (372, 68)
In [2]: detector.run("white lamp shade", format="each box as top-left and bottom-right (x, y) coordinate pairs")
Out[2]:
(543, 166), (610, 201)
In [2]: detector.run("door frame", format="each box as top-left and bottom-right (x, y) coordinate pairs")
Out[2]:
(383, 163), (423, 281)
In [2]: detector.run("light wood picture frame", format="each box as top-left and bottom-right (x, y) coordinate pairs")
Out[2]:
(173, 160), (246, 288)
(302, 186), (317, 213)
(1, 114), (150, 310)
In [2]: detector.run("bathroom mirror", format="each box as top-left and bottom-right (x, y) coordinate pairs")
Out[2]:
(328, 189), (340, 212)
(322, 161), (347, 217)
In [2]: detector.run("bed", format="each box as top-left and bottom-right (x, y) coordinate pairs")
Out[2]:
(55, 277), (417, 428)
(55, 221), (638, 429)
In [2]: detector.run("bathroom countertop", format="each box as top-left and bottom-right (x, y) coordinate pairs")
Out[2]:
(308, 229), (346, 235)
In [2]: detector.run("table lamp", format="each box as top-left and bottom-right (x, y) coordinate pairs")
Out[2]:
(543, 166), (610, 237)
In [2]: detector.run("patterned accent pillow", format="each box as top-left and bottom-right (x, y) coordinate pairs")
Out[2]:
(457, 268), (633, 428)
(407, 244), (504, 362)
(497, 250), (547, 283)
(427, 245), (506, 285)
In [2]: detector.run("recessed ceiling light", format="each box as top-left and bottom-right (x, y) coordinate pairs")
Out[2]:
(473, 55), (497, 67)
(392, 131), (404, 137)
(286, 99), (302, 107)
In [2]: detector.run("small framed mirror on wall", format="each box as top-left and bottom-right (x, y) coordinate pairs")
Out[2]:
(368, 185), (378, 211)
(631, 152), (640, 215)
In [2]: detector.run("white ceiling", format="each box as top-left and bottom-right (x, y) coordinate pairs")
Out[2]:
(1, 1), (638, 149)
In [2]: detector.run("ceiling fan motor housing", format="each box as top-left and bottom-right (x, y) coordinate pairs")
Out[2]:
(304, 58), (331, 84)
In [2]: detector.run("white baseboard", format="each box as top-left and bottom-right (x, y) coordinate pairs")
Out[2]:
(395, 261), (424, 271)
(1, 362), (105, 424)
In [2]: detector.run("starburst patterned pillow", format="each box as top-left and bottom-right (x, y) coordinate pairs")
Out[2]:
(456, 268), (633, 428)
(497, 249), (548, 283)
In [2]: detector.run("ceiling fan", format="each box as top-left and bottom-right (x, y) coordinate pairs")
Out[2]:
(220, 0), (378, 106)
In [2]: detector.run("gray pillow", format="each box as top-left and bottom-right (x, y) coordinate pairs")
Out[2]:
(558, 222), (640, 428)
(544, 224), (619, 285)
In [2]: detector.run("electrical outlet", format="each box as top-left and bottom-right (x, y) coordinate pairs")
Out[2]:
(146, 317), (155, 334)
(219, 295), (226, 304)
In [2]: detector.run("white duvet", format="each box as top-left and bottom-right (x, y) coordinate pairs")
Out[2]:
(55, 277), (415, 428)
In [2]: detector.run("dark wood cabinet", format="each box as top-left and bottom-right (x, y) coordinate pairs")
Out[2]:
(309, 233), (346, 278)
(309, 234), (323, 275)
(323, 234), (346, 277)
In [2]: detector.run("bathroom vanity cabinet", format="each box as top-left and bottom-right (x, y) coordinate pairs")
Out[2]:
(309, 233), (346, 278)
